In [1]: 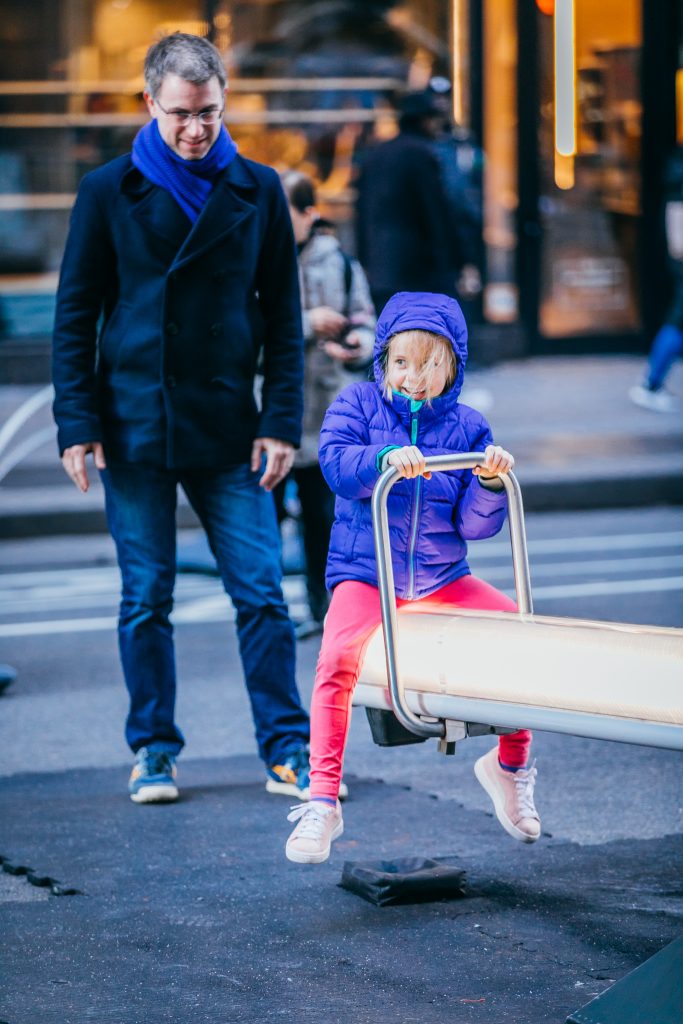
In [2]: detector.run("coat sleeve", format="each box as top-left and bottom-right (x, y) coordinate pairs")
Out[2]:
(453, 415), (508, 540)
(255, 172), (304, 446)
(52, 172), (114, 453)
(319, 386), (388, 499)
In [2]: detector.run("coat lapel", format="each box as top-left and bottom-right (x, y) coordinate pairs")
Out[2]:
(121, 165), (192, 253)
(172, 156), (259, 271)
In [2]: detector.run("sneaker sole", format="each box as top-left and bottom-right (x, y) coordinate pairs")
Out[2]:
(285, 819), (344, 864)
(130, 784), (179, 804)
(266, 779), (349, 801)
(474, 759), (538, 844)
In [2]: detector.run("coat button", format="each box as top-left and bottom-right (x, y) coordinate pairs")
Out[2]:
(210, 323), (222, 336)
(166, 322), (179, 335)
(165, 375), (177, 388)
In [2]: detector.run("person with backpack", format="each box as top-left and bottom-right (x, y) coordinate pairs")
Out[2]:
(278, 170), (376, 630)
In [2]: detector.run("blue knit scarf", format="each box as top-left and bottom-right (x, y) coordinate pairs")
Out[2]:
(132, 119), (238, 224)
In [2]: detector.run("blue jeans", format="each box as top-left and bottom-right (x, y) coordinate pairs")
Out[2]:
(101, 461), (309, 765)
(647, 323), (683, 391)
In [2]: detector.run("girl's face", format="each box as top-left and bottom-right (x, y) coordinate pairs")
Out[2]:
(385, 335), (452, 402)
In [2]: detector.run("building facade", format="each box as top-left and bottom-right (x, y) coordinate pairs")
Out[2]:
(0, 0), (679, 376)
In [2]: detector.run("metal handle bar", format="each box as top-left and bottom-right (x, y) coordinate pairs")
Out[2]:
(371, 452), (533, 738)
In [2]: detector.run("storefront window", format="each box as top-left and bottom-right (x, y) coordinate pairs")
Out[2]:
(0, 0), (450, 345)
(537, 0), (642, 338)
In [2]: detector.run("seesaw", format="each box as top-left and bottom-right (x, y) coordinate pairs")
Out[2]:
(353, 454), (683, 753)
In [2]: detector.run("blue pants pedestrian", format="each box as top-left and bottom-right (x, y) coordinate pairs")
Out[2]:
(646, 322), (683, 391)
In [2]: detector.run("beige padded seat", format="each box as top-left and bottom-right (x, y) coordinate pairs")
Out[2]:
(354, 609), (683, 749)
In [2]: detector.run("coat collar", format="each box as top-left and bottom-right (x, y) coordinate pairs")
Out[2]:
(121, 155), (259, 266)
(382, 386), (459, 427)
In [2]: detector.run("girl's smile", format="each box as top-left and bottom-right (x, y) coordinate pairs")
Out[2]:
(386, 334), (451, 401)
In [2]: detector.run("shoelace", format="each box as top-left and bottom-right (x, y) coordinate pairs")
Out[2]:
(287, 802), (334, 839)
(512, 760), (538, 819)
(141, 751), (172, 776)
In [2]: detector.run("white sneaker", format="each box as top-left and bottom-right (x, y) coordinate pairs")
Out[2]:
(628, 384), (679, 413)
(285, 800), (343, 864)
(474, 747), (540, 843)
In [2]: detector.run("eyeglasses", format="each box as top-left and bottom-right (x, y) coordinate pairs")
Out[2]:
(154, 99), (224, 127)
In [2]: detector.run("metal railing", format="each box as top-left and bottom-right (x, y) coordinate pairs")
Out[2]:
(371, 453), (532, 739)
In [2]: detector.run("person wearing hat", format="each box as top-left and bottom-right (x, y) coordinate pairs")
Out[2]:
(355, 90), (464, 313)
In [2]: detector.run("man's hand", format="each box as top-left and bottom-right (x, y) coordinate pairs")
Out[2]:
(250, 437), (295, 491)
(61, 442), (106, 493)
(457, 263), (482, 299)
(309, 306), (348, 339)
(323, 333), (362, 363)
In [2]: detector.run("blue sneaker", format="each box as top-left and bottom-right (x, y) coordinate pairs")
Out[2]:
(265, 747), (348, 801)
(129, 748), (178, 804)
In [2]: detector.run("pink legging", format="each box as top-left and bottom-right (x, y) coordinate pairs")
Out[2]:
(309, 575), (532, 801)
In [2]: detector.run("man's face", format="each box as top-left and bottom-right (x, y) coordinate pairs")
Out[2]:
(144, 73), (225, 161)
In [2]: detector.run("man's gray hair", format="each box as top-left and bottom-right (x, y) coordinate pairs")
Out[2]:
(144, 33), (226, 98)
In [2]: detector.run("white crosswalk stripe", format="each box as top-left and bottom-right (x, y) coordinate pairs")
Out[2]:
(0, 566), (310, 636)
(0, 529), (681, 636)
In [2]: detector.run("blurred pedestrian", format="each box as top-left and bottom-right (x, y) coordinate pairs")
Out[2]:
(277, 170), (376, 633)
(285, 291), (539, 865)
(52, 32), (312, 805)
(629, 146), (683, 413)
(427, 77), (485, 318)
(355, 90), (463, 313)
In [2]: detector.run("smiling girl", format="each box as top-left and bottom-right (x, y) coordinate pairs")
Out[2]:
(284, 291), (540, 864)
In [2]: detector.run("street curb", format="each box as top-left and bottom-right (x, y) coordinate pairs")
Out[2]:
(0, 502), (201, 540)
(1, 473), (681, 539)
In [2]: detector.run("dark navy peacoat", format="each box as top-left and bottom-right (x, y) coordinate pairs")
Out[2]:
(52, 152), (304, 470)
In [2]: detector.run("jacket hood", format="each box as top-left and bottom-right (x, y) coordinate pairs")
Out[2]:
(373, 291), (468, 399)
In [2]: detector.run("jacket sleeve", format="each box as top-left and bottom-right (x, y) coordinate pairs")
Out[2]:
(454, 416), (508, 540)
(319, 385), (388, 499)
(52, 172), (113, 453)
(255, 172), (304, 446)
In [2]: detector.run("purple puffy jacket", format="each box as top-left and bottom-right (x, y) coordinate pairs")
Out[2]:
(319, 291), (508, 599)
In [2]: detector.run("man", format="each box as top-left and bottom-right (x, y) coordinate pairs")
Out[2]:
(355, 89), (464, 314)
(52, 33), (311, 804)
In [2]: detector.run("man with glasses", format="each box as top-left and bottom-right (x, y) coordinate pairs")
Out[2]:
(52, 33), (311, 804)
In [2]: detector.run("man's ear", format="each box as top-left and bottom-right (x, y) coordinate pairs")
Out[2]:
(143, 91), (156, 117)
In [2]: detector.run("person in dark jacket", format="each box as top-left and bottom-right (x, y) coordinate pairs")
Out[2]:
(52, 33), (311, 805)
(355, 91), (462, 313)
(285, 291), (540, 864)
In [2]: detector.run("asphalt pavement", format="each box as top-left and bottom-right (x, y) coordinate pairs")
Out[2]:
(1, 356), (682, 1023)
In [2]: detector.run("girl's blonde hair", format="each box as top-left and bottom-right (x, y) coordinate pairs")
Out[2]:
(382, 329), (457, 401)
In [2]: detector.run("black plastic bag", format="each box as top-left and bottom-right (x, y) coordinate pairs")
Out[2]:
(340, 857), (467, 907)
